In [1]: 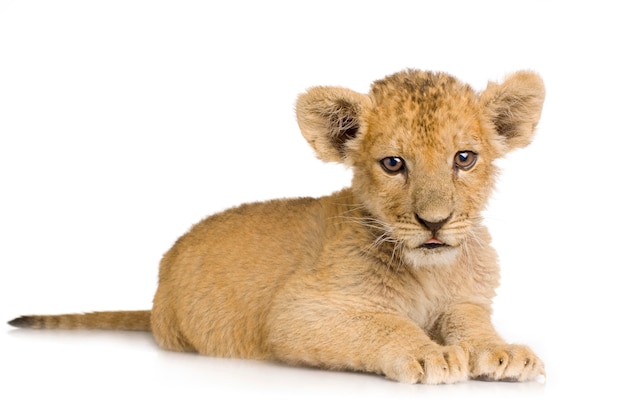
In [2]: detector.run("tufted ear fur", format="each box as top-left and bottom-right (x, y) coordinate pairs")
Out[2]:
(296, 86), (370, 163)
(481, 71), (545, 152)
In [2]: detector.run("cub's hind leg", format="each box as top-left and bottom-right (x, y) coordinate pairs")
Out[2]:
(150, 293), (196, 353)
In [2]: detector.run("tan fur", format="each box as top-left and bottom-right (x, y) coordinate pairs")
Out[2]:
(9, 69), (545, 384)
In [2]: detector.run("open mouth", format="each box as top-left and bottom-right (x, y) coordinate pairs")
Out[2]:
(421, 243), (447, 249)
(419, 238), (448, 250)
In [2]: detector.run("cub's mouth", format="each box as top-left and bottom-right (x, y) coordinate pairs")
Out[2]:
(419, 238), (449, 250)
(421, 242), (448, 250)
(404, 237), (460, 266)
(404, 237), (460, 267)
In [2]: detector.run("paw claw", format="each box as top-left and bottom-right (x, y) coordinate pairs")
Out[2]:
(470, 343), (544, 382)
(385, 345), (468, 384)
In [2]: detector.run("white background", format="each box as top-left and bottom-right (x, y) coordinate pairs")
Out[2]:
(1, 1), (624, 414)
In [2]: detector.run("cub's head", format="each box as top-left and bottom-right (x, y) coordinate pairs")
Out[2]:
(296, 70), (545, 266)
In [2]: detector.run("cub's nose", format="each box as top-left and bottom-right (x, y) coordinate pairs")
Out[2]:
(415, 214), (451, 234)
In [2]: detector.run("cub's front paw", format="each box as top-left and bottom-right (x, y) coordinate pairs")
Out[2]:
(470, 343), (544, 382)
(384, 345), (469, 384)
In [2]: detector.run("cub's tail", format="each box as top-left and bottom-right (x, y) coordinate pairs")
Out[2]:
(8, 310), (151, 331)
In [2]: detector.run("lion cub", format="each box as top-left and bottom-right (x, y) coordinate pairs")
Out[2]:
(10, 69), (545, 384)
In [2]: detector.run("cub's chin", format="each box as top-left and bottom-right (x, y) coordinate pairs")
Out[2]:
(403, 244), (460, 268)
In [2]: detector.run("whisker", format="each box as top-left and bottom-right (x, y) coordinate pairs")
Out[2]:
(331, 202), (411, 275)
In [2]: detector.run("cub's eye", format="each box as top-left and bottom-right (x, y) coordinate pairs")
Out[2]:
(454, 151), (478, 170)
(380, 157), (405, 174)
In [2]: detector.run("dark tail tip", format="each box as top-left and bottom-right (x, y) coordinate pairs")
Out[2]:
(8, 316), (37, 328)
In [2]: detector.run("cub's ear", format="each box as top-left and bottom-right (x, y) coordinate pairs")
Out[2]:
(296, 86), (370, 163)
(480, 71), (546, 152)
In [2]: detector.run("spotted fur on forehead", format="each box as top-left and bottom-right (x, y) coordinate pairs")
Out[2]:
(371, 70), (470, 101)
(365, 70), (483, 158)
(372, 71), (476, 122)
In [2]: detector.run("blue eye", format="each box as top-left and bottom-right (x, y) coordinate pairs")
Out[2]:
(454, 151), (478, 170)
(380, 157), (405, 174)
